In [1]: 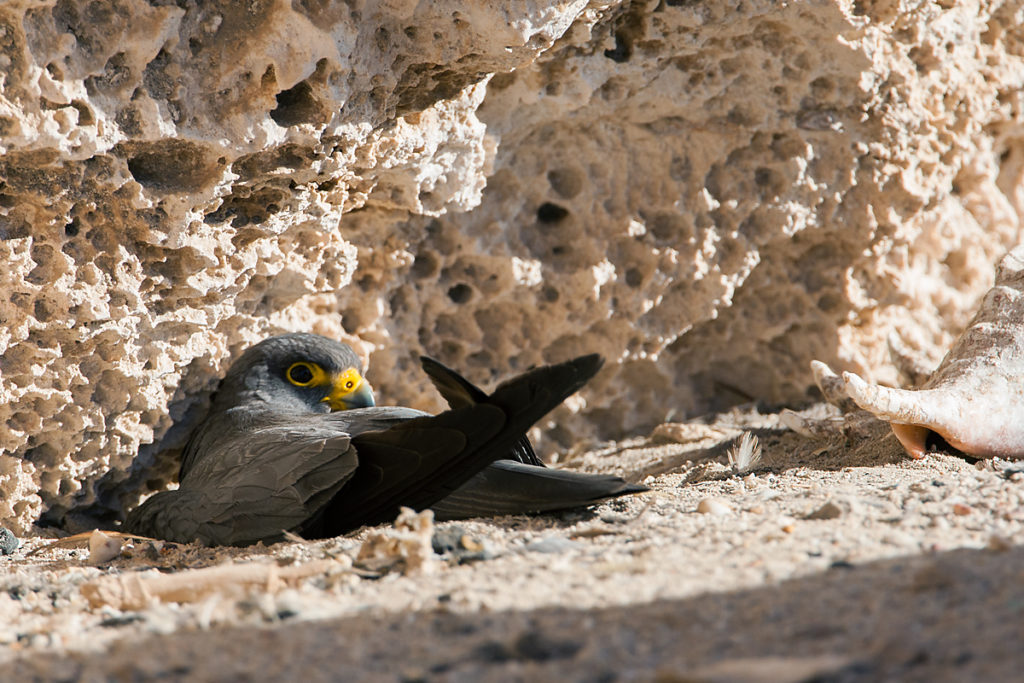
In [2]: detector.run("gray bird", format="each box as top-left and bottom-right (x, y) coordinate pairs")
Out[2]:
(124, 333), (646, 546)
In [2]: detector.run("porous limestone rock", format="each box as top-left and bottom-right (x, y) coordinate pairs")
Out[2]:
(0, 0), (594, 531)
(338, 0), (1024, 448)
(1, 0), (1023, 532)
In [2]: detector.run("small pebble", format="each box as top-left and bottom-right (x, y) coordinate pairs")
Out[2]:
(952, 503), (973, 516)
(88, 530), (123, 565)
(805, 501), (844, 521)
(0, 527), (19, 555)
(697, 497), (731, 516)
(432, 525), (492, 564)
(432, 526), (474, 554)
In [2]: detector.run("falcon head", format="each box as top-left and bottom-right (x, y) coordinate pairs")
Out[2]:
(212, 333), (376, 414)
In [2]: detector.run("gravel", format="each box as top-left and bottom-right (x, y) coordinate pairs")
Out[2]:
(2, 405), (1022, 680)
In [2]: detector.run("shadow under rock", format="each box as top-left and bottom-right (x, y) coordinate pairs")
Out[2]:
(10, 545), (1023, 682)
(618, 410), (907, 484)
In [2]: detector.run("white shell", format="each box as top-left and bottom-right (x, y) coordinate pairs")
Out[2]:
(815, 246), (1024, 459)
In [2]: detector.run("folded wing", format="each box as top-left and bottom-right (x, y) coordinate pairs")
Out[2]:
(125, 427), (357, 546)
(305, 355), (604, 535)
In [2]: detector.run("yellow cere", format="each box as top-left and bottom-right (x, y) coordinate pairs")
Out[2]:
(322, 367), (364, 410)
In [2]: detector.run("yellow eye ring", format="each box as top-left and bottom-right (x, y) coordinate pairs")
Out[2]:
(287, 362), (318, 387)
(344, 380), (354, 389)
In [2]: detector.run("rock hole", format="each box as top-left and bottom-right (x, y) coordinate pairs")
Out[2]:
(447, 283), (472, 304)
(810, 76), (835, 98)
(440, 340), (463, 360)
(375, 26), (390, 51)
(546, 169), (583, 199)
(650, 213), (689, 241)
(727, 105), (756, 126)
(312, 58), (330, 81)
(753, 167), (774, 186)
(419, 191), (438, 210)
(489, 72), (516, 90)
(143, 48), (174, 99)
(754, 167), (786, 198)
(27, 243), (60, 285)
(625, 267), (643, 288)
(468, 350), (493, 368)
(70, 99), (94, 125)
(604, 30), (632, 62)
(597, 78), (627, 102)
(126, 139), (220, 193)
(33, 299), (54, 322)
(8, 411), (39, 432)
(537, 202), (569, 224)
(411, 251), (440, 279)
(261, 64), (277, 90)
(86, 52), (130, 95)
(64, 218), (80, 236)
(270, 80), (323, 127)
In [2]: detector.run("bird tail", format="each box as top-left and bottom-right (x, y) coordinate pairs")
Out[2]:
(430, 459), (648, 521)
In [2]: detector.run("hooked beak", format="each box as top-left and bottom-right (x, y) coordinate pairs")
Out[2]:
(344, 381), (376, 409)
(323, 377), (376, 411)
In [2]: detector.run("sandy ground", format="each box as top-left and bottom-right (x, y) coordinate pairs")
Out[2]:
(2, 404), (1023, 682)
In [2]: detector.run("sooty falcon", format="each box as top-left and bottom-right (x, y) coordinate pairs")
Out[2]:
(124, 333), (646, 546)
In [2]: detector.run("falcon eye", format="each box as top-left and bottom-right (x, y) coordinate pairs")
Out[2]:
(287, 362), (317, 386)
(345, 380), (354, 389)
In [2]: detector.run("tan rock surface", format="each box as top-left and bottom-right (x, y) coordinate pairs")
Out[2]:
(0, 2), (1022, 535)
(353, 0), (1024, 452)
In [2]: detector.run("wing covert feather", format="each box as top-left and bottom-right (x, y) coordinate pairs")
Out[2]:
(126, 425), (358, 545)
